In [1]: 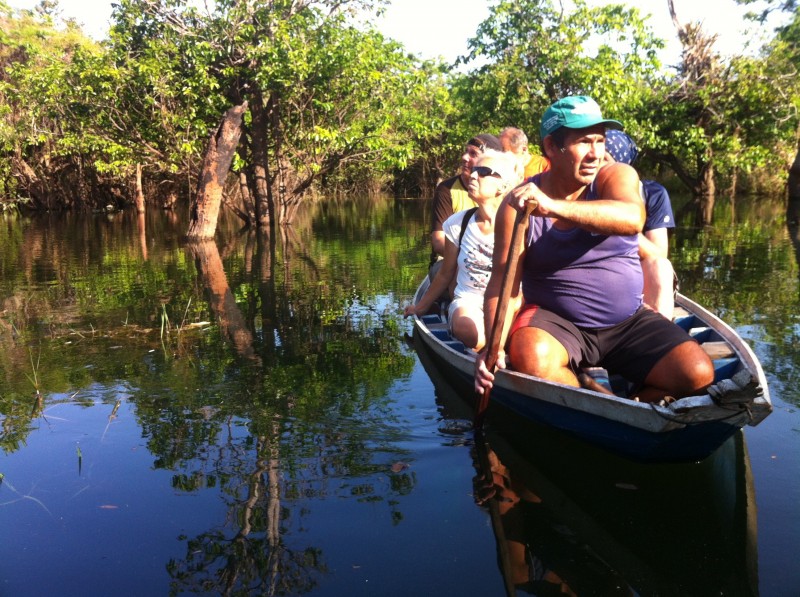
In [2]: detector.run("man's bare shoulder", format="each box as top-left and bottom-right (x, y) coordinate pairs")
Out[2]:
(596, 162), (641, 200)
(597, 161), (638, 182)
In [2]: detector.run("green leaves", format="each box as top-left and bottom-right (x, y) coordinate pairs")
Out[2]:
(2, 0), (798, 215)
(453, 0), (663, 150)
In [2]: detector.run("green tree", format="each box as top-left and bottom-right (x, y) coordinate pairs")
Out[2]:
(1, 1), (452, 222)
(635, 0), (797, 223)
(0, 3), (107, 209)
(740, 2), (800, 200)
(450, 0), (664, 151)
(103, 0), (450, 228)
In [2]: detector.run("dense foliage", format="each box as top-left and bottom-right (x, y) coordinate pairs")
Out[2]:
(1, 0), (799, 223)
(453, 0), (663, 145)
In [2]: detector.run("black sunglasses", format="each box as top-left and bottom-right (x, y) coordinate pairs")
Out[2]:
(471, 165), (501, 178)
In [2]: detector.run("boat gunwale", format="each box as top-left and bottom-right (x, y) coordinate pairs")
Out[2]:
(411, 278), (772, 433)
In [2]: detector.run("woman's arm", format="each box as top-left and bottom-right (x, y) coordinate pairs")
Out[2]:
(404, 237), (459, 317)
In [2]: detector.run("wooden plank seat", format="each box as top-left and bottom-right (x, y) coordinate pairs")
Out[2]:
(701, 341), (736, 359)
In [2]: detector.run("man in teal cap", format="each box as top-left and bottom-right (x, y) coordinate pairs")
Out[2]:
(539, 95), (623, 139)
(475, 96), (713, 405)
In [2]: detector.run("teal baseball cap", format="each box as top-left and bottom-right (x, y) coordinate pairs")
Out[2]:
(540, 96), (623, 139)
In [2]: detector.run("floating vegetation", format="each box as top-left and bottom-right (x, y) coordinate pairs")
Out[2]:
(25, 349), (42, 396)
(0, 473), (53, 516)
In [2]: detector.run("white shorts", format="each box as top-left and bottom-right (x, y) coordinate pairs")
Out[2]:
(447, 295), (484, 334)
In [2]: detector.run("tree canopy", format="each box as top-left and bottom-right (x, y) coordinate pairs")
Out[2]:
(1, 0), (799, 223)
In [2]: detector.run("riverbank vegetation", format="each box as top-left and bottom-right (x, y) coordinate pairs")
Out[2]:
(2, 0), (799, 225)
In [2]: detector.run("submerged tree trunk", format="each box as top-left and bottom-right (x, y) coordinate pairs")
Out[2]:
(186, 101), (248, 240)
(698, 161), (716, 225)
(789, 139), (800, 203)
(137, 213), (148, 261)
(135, 163), (145, 214)
(238, 171), (255, 223)
(266, 92), (290, 230)
(727, 166), (738, 198)
(249, 93), (273, 231)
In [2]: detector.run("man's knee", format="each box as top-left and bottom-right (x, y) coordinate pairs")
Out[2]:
(686, 348), (715, 389)
(648, 341), (715, 395)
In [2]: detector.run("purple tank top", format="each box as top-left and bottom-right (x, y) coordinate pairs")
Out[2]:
(521, 178), (643, 328)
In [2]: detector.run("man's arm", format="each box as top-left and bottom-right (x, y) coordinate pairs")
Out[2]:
(513, 163), (645, 235)
(430, 181), (454, 257)
(475, 196), (525, 394)
(640, 228), (668, 260)
(640, 181), (673, 259)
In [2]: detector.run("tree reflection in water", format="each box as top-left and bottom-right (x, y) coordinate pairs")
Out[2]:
(188, 239), (260, 363)
(160, 216), (415, 594)
(167, 427), (324, 596)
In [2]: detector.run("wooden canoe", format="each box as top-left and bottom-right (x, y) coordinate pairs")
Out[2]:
(411, 277), (772, 463)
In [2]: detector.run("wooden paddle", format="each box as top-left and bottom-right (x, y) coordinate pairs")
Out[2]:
(475, 199), (537, 426)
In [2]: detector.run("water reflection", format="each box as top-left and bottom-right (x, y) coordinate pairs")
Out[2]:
(166, 426), (321, 595)
(418, 337), (759, 596)
(472, 429), (757, 597)
(1, 199), (423, 594)
(0, 195), (797, 595)
(672, 194), (800, 406)
(188, 239), (260, 362)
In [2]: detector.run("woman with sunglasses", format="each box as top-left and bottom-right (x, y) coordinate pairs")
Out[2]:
(405, 149), (518, 351)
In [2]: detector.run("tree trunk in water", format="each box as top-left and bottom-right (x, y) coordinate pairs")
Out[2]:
(12, 158), (49, 210)
(135, 163), (145, 214)
(257, 227), (277, 355)
(186, 101), (248, 240)
(698, 161), (716, 225)
(789, 140), (800, 202)
(249, 94), (274, 230)
(137, 213), (148, 261)
(727, 166), (738, 198)
(266, 93), (288, 229)
(789, 141), (800, 285)
(238, 171), (255, 223)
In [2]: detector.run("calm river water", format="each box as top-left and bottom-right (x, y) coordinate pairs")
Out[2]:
(1, 195), (798, 596)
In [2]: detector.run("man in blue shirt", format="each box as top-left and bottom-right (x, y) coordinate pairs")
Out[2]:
(604, 130), (676, 319)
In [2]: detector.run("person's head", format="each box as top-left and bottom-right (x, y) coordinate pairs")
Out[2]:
(467, 149), (517, 202)
(539, 96), (623, 186)
(499, 127), (531, 181)
(499, 127), (529, 156)
(460, 133), (503, 182)
(603, 129), (639, 166)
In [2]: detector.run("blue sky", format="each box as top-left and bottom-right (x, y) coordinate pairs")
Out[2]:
(8, 0), (787, 65)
